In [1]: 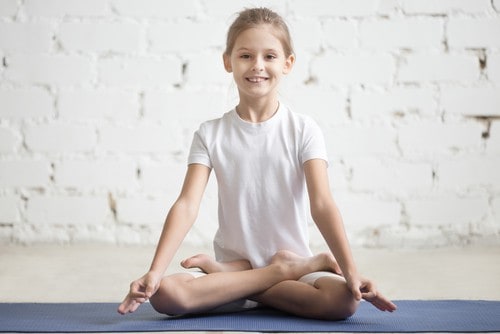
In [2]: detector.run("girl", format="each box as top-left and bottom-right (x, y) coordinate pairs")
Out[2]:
(118, 7), (396, 320)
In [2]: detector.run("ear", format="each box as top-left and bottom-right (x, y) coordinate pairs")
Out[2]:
(223, 53), (232, 73)
(282, 54), (295, 75)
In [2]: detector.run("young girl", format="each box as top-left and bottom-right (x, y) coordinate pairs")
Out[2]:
(118, 7), (396, 320)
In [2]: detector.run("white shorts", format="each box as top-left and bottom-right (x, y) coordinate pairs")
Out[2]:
(185, 270), (343, 313)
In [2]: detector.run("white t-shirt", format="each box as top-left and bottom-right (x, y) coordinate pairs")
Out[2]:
(188, 103), (328, 268)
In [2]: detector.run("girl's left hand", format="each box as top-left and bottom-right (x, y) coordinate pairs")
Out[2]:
(347, 276), (397, 312)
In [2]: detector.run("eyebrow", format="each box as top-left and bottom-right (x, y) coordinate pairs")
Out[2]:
(235, 47), (279, 53)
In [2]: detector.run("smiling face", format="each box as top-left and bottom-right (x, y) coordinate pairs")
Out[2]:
(223, 25), (294, 102)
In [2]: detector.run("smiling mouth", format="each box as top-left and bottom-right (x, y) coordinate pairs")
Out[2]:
(246, 77), (268, 83)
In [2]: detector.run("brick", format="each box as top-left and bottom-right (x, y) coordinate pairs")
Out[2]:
(98, 57), (182, 87)
(0, 0), (18, 16)
(0, 196), (21, 223)
(282, 87), (347, 126)
(149, 22), (225, 52)
(0, 160), (50, 187)
(116, 197), (167, 226)
(58, 89), (139, 121)
(327, 125), (398, 156)
(489, 54), (500, 84)
(54, 160), (137, 189)
(438, 157), (500, 189)
(25, 124), (97, 153)
(59, 22), (142, 53)
(143, 90), (226, 125)
(402, 0), (493, 15)
(398, 122), (483, 154)
(186, 52), (232, 87)
(25, 0), (108, 17)
(350, 158), (433, 193)
(323, 20), (358, 48)
(487, 122), (500, 154)
(360, 18), (442, 50)
(99, 124), (184, 153)
(289, 19), (322, 51)
(323, 21), (358, 49)
(377, 0), (399, 15)
(441, 87), (500, 117)
(13, 225), (71, 244)
(110, 0), (199, 18)
(0, 87), (53, 119)
(336, 193), (401, 228)
(0, 226), (13, 244)
(290, 0), (379, 17)
(495, 0), (500, 12)
(328, 161), (349, 190)
(405, 196), (488, 226)
(0, 23), (52, 52)
(0, 127), (21, 152)
(26, 196), (111, 225)
(351, 87), (436, 121)
(398, 54), (479, 83)
(448, 19), (500, 48)
(5, 55), (93, 85)
(140, 160), (186, 191)
(71, 226), (116, 244)
(312, 52), (395, 85)
(493, 198), (500, 221)
(284, 49), (311, 86)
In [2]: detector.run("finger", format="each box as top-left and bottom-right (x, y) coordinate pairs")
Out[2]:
(118, 295), (147, 315)
(361, 291), (377, 300)
(129, 290), (148, 299)
(365, 293), (397, 312)
(333, 263), (343, 276)
(376, 295), (397, 312)
(128, 300), (142, 313)
(117, 296), (136, 315)
(350, 285), (362, 301)
(145, 282), (157, 299)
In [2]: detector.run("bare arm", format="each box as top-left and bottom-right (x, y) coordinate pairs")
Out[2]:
(118, 163), (211, 314)
(304, 159), (396, 312)
(303, 159), (358, 280)
(149, 163), (211, 275)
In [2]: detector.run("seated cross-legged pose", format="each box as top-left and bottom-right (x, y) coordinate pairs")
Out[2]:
(118, 7), (397, 321)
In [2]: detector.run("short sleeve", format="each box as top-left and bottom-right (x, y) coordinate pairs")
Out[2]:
(187, 126), (212, 168)
(300, 117), (329, 166)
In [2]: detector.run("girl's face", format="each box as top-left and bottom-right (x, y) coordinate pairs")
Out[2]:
(223, 25), (294, 101)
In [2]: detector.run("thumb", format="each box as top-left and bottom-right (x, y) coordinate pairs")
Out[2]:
(144, 279), (159, 299)
(348, 280), (362, 301)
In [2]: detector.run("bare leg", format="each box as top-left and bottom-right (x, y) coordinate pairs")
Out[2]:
(149, 251), (335, 316)
(180, 251), (356, 320)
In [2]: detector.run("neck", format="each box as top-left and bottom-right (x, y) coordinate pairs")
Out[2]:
(236, 96), (280, 123)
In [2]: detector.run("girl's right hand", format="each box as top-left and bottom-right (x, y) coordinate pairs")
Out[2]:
(117, 271), (162, 315)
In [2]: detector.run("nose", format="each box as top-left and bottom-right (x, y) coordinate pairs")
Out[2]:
(252, 58), (264, 72)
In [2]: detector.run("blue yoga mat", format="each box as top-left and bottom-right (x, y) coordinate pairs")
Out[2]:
(1, 300), (499, 333)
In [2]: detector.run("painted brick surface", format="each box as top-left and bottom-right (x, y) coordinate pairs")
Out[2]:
(0, 0), (499, 247)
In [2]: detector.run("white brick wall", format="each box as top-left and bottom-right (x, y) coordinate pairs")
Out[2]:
(1, 0), (499, 248)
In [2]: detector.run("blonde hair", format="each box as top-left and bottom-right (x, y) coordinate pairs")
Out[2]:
(224, 7), (294, 57)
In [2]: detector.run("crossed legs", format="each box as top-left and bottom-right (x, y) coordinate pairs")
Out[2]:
(149, 251), (359, 320)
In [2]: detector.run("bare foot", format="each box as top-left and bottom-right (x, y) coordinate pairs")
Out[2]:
(270, 250), (342, 279)
(181, 254), (252, 274)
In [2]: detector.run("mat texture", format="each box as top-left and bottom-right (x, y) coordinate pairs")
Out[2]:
(1, 300), (499, 333)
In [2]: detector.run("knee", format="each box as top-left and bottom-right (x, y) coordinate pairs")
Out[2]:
(149, 276), (192, 316)
(317, 281), (360, 320)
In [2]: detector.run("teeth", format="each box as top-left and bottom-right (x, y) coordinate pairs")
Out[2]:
(247, 77), (266, 83)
